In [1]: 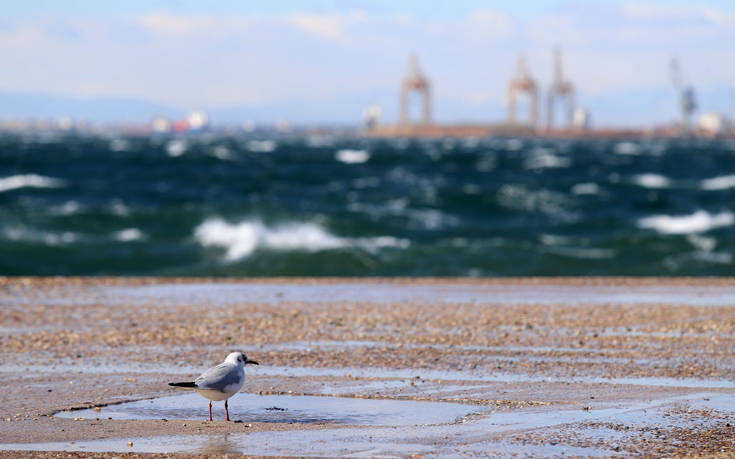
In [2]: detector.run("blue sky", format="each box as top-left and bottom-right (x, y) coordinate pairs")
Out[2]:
(8, 1), (735, 19)
(1, 1), (734, 124)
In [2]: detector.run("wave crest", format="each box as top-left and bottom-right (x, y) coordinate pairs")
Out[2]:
(632, 174), (671, 189)
(194, 218), (408, 261)
(336, 149), (370, 164)
(638, 210), (734, 235)
(701, 174), (735, 191)
(0, 174), (65, 193)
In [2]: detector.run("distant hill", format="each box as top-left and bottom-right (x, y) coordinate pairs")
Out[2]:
(0, 87), (732, 127)
(0, 91), (184, 123)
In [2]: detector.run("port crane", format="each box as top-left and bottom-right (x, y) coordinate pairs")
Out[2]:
(507, 57), (538, 127)
(670, 58), (697, 132)
(546, 48), (575, 130)
(400, 55), (432, 126)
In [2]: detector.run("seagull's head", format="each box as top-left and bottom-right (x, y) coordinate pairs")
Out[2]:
(226, 351), (259, 367)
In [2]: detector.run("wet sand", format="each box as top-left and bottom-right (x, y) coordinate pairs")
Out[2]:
(1, 277), (735, 457)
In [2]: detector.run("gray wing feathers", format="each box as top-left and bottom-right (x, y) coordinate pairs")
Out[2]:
(195, 363), (243, 391)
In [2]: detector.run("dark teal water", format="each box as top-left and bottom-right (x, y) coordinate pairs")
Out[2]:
(1, 132), (733, 276)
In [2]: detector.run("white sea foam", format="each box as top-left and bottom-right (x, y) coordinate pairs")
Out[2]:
(107, 200), (131, 217)
(632, 173), (671, 189)
(2, 227), (78, 246)
(166, 139), (188, 157)
(614, 142), (640, 155)
(246, 140), (277, 153)
(540, 234), (615, 259)
(194, 218), (408, 262)
(686, 234), (716, 252)
(113, 228), (145, 242)
(540, 234), (575, 246)
(692, 251), (733, 264)
(259, 223), (347, 252)
(335, 149), (370, 164)
(638, 210), (734, 235)
(406, 208), (458, 230)
(43, 232), (78, 246)
(523, 149), (570, 169)
(497, 184), (580, 222)
(571, 183), (600, 195)
(210, 146), (233, 160)
(49, 200), (84, 216)
(0, 174), (65, 193)
(701, 174), (735, 191)
(109, 138), (129, 152)
(505, 138), (523, 151)
(196, 219), (262, 260)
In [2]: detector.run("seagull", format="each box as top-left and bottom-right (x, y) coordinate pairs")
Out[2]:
(169, 352), (259, 421)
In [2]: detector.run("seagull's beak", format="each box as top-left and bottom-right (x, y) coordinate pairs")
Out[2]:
(245, 359), (259, 365)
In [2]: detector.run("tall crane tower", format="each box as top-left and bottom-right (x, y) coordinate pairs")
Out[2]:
(670, 57), (697, 132)
(400, 55), (432, 126)
(546, 48), (575, 131)
(507, 56), (538, 127)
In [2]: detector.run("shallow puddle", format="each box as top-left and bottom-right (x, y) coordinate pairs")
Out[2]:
(0, 430), (618, 457)
(55, 392), (484, 426)
(102, 282), (735, 307)
(8, 393), (734, 457)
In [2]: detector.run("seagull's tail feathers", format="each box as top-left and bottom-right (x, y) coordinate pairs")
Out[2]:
(168, 381), (197, 389)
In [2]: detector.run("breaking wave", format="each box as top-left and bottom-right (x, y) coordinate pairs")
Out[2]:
(1, 226), (78, 246)
(0, 174), (65, 193)
(246, 140), (277, 153)
(701, 174), (735, 191)
(165, 139), (188, 157)
(194, 218), (409, 262)
(335, 149), (370, 164)
(637, 210), (734, 235)
(113, 228), (146, 242)
(613, 142), (640, 155)
(632, 174), (671, 189)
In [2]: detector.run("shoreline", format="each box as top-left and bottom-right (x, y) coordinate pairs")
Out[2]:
(2, 277), (734, 456)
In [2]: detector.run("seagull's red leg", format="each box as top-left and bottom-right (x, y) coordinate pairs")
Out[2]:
(209, 400), (213, 421)
(225, 399), (230, 421)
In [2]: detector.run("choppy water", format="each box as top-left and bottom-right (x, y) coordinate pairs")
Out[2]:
(1, 132), (734, 276)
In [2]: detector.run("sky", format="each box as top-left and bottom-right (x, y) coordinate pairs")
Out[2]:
(1, 1), (734, 124)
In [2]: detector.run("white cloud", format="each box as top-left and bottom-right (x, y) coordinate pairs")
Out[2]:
(701, 7), (735, 27)
(461, 10), (515, 42)
(284, 10), (368, 39)
(621, 4), (695, 21)
(140, 13), (216, 36)
(138, 12), (259, 38)
(137, 10), (370, 42)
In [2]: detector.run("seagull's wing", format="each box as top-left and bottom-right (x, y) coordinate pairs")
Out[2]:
(195, 363), (242, 391)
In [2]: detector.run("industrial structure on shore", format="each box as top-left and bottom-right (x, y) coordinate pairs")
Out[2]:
(1, 49), (731, 138)
(366, 51), (731, 138)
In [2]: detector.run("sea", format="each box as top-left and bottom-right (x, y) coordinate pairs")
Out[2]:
(1, 132), (734, 276)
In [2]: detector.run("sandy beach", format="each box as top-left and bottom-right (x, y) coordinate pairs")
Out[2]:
(1, 277), (734, 457)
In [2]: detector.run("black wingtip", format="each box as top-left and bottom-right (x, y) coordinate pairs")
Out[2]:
(168, 382), (197, 388)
